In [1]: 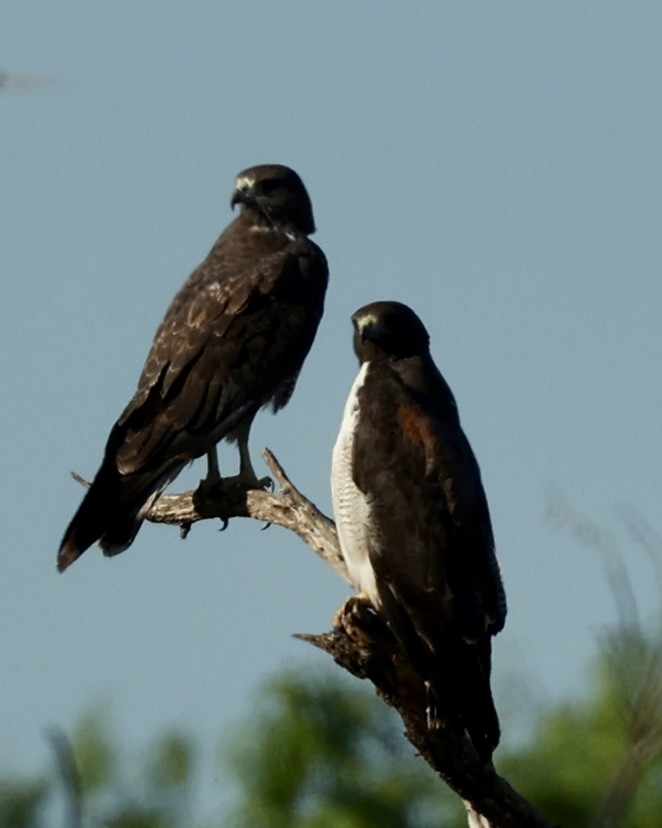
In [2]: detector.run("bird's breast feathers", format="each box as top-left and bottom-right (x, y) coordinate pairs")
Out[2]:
(331, 362), (380, 605)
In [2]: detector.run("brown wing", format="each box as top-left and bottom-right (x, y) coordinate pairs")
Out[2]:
(352, 356), (504, 759)
(59, 164), (328, 571)
(353, 357), (505, 642)
(57, 233), (327, 570)
(111, 235), (328, 475)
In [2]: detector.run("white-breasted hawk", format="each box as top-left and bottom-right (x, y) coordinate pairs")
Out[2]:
(331, 301), (505, 761)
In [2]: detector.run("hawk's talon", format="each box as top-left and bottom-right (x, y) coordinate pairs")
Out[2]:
(332, 593), (375, 628)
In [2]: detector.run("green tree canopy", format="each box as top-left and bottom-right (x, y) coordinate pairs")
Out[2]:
(3, 629), (662, 828)
(222, 671), (451, 828)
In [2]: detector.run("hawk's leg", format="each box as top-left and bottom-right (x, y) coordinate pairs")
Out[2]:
(235, 429), (271, 490)
(200, 428), (270, 491)
(194, 447), (231, 529)
(206, 447), (221, 482)
(198, 427), (271, 495)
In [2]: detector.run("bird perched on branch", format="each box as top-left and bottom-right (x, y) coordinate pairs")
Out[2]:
(331, 301), (506, 761)
(59, 164), (328, 572)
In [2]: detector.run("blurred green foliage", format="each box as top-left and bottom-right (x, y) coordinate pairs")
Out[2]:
(222, 672), (450, 828)
(2, 630), (662, 827)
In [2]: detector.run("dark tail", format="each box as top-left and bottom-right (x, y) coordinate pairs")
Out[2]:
(57, 462), (144, 572)
(430, 637), (500, 762)
(376, 590), (500, 761)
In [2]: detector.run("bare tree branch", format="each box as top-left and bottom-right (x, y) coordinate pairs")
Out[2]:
(144, 449), (350, 585)
(297, 598), (554, 827)
(135, 449), (555, 827)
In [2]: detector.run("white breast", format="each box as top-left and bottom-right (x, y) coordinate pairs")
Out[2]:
(331, 362), (380, 606)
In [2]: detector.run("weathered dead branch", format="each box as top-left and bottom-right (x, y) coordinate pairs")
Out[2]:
(145, 448), (350, 585)
(139, 448), (554, 827)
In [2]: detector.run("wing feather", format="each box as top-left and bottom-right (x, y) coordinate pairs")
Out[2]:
(349, 356), (504, 758)
(352, 359), (506, 642)
(113, 236), (327, 475)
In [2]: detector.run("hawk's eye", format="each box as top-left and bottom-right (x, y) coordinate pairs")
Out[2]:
(259, 179), (281, 195)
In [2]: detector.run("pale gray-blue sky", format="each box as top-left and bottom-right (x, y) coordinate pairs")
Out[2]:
(1, 0), (661, 811)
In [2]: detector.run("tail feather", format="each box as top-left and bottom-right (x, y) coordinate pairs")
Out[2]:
(97, 489), (166, 557)
(429, 637), (499, 762)
(58, 457), (185, 571)
(457, 674), (500, 762)
(377, 589), (500, 761)
(58, 463), (143, 572)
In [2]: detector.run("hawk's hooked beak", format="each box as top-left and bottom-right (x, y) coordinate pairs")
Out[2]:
(230, 188), (245, 209)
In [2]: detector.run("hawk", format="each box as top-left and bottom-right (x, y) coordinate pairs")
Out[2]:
(59, 164), (328, 572)
(331, 301), (506, 761)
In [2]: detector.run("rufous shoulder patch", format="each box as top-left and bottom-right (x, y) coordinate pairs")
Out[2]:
(396, 402), (436, 448)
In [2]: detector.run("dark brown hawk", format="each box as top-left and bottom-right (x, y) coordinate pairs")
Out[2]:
(331, 301), (506, 761)
(59, 164), (328, 571)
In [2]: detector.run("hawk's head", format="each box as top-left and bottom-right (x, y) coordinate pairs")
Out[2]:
(352, 301), (431, 363)
(231, 164), (316, 236)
